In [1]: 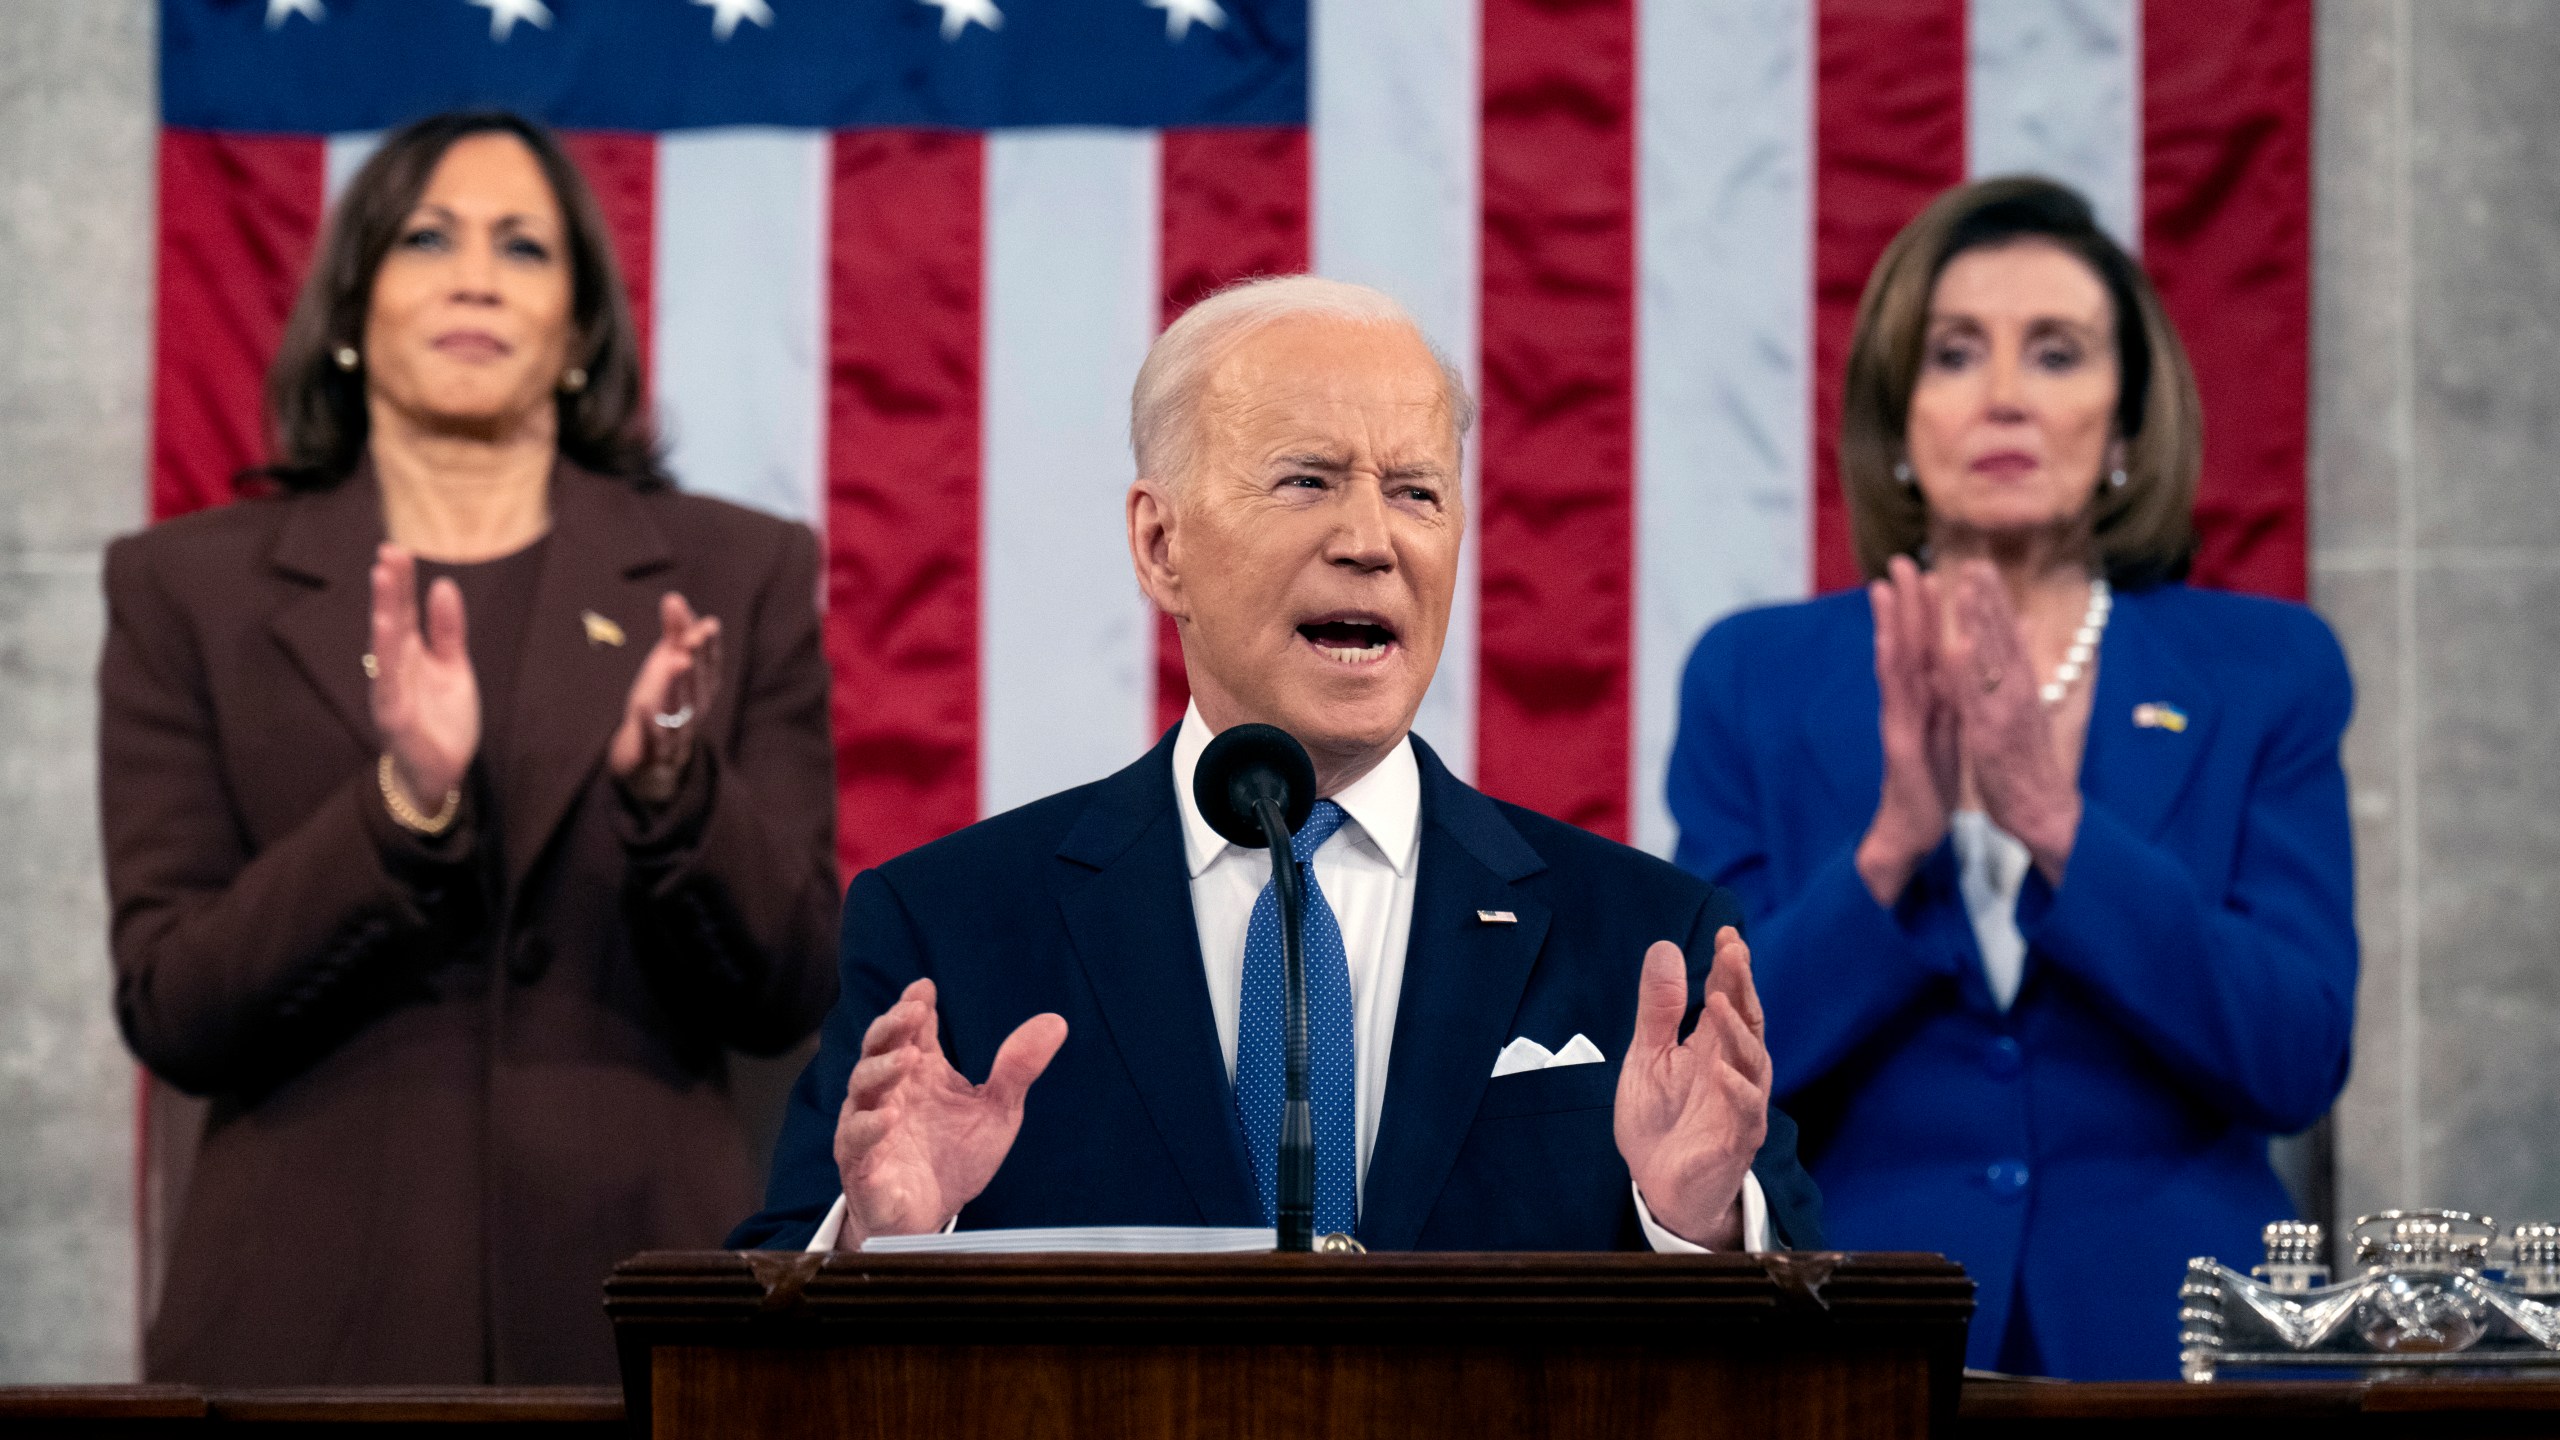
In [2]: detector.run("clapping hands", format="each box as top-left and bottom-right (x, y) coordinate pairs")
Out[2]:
(369, 544), (479, 816)
(608, 592), (723, 806)
(1859, 555), (1962, 900)
(1856, 556), (2084, 905)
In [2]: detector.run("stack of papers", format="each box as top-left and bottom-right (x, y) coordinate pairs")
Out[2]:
(861, 1226), (1279, 1255)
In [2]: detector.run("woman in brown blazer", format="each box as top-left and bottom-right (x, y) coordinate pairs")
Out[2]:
(97, 111), (839, 1384)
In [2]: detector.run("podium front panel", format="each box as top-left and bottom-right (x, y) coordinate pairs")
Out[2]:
(609, 1251), (1974, 1440)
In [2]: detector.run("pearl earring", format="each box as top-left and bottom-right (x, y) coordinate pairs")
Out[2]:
(2109, 467), (2129, 489)
(333, 345), (360, 372)
(560, 366), (588, 394)
(1893, 461), (1915, 488)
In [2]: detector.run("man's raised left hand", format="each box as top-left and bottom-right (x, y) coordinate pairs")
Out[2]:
(1613, 928), (1771, 1249)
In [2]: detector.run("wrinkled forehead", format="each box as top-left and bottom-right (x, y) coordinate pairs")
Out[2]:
(1197, 315), (1461, 465)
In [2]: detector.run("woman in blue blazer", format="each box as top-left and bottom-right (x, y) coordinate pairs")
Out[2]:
(1668, 178), (2356, 1380)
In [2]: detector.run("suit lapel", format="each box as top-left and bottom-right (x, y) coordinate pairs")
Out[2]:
(2081, 586), (2218, 842)
(1358, 741), (1551, 1251)
(497, 466), (670, 892)
(1054, 736), (1261, 1225)
(265, 470), (387, 752)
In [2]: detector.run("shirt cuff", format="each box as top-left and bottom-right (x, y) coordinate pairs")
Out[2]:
(803, 1194), (959, 1253)
(806, 1194), (849, 1253)
(1634, 1173), (1771, 1253)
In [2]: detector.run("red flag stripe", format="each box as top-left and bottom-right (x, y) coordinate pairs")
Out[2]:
(1476, 0), (1638, 841)
(1152, 127), (1313, 739)
(1811, 0), (1967, 595)
(2142, 0), (2313, 601)
(1158, 129), (1312, 326)
(150, 131), (325, 521)
(557, 132), (657, 399)
(823, 131), (985, 879)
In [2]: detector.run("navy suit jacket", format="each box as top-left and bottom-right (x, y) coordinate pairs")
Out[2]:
(1668, 583), (2356, 1379)
(736, 731), (1822, 1252)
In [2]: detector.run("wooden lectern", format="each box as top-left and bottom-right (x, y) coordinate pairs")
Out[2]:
(607, 1250), (1973, 1439)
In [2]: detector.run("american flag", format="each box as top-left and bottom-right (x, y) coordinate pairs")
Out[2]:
(151, 0), (2308, 877)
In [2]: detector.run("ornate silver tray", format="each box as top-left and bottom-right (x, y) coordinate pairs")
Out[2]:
(2182, 1211), (2560, 1381)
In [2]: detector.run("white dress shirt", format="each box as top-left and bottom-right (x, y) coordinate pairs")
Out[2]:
(808, 703), (1768, 1252)
(1950, 810), (2032, 1011)
(1174, 700), (1417, 1207)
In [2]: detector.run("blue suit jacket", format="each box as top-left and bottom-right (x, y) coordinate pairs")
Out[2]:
(736, 731), (1822, 1253)
(1667, 583), (2356, 1379)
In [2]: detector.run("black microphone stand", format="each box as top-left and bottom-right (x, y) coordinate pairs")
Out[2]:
(1252, 796), (1315, 1254)
(1193, 722), (1323, 1254)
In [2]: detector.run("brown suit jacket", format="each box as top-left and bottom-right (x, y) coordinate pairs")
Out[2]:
(98, 464), (840, 1384)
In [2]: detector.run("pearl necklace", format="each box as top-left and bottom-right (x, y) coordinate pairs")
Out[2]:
(2039, 577), (2112, 706)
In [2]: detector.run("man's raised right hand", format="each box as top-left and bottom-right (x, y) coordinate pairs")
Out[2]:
(831, 978), (1068, 1250)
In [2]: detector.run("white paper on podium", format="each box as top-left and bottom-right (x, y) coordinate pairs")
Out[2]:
(860, 1226), (1279, 1255)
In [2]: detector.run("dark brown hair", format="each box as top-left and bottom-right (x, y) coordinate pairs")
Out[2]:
(257, 111), (667, 492)
(1839, 175), (2200, 587)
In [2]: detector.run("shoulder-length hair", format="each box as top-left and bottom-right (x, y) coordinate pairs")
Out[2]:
(1839, 175), (2199, 587)
(257, 110), (668, 493)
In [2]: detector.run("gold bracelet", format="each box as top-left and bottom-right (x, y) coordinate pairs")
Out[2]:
(378, 752), (460, 836)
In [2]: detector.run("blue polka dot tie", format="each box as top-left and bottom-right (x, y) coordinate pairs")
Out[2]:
(1234, 799), (1358, 1236)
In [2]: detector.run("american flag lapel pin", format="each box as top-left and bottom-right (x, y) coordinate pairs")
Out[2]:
(2132, 702), (2189, 733)
(1476, 909), (1518, 926)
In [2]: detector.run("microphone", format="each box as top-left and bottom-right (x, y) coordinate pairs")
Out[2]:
(1193, 723), (1320, 1253)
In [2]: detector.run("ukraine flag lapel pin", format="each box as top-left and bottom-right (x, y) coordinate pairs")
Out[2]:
(2132, 702), (2189, 733)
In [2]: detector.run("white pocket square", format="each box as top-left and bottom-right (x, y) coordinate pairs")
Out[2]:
(1490, 1032), (1606, 1078)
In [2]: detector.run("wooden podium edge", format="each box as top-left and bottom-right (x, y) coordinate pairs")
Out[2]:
(606, 1250), (1976, 1436)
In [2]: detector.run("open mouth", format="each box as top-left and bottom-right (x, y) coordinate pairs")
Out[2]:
(1298, 618), (1398, 666)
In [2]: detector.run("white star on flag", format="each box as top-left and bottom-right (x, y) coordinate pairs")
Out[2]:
(692, 0), (774, 41)
(466, 0), (553, 42)
(918, 0), (1001, 42)
(265, 0), (324, 27)
(1144, 0), (1225, 41)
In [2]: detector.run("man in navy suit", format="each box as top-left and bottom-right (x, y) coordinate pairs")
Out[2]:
(735, 277), (1821, 1254)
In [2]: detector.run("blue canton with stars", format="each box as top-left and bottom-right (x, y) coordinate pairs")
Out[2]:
(1233, 799), (1358, 1237)
(162, 0), (1305, 133)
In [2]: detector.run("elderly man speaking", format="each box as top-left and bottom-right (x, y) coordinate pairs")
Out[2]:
(735, 277), (1820, 1254)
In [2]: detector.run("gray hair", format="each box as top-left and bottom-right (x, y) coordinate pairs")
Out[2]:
(1129, 274), (1476, 490)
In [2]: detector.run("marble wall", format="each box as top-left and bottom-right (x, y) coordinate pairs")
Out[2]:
(0, 0), (154, 1383)
(2317, 0), (2560, 1236)
(2, 0), (2558, 1383)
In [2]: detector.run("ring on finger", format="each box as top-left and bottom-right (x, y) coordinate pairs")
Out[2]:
(653, 705), (694, 730)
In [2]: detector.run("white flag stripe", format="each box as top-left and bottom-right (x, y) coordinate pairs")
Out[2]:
(1310, 0), (1481, 782)
(652, 129), (830, 529)
(979, 130), (1162, 817)
(1967, 0), (2143, 250)
(1632, 0), (1815, 857)
(323, 131), (382, 202)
